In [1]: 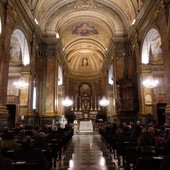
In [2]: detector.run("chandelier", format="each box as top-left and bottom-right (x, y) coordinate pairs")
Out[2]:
(62, 96), (73, 107)
(143, 77), (159, 88)
(13, 78), (29, 89)
(99, 96), (109, 107)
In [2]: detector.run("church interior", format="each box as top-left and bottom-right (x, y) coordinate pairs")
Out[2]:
(0, 0), (170, 170)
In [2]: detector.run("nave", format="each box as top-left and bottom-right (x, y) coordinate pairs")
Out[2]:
(55, 134), (117, 170)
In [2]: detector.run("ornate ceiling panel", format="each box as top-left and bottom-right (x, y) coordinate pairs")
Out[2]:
(24, 0), (139, 80)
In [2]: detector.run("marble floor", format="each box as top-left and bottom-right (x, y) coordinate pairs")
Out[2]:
(54, 134), (119, 170)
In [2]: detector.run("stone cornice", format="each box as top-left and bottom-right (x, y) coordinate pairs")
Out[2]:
(128, 0), (163, 40)
(9, 0), (42, 43)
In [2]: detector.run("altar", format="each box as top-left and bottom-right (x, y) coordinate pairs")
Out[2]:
(79, 120), (93, 132)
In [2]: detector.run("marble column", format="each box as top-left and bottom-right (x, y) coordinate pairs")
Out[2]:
(45, 50), (58, 117)
(54, 56), (58, 115)
(28, 39), (36, 115)
(0, 5), (13, 129)
(133, 40), (146, 117)
(111, 57), (118, 116)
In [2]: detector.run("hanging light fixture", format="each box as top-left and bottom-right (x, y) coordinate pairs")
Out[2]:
(62, 96), (73, 107)
(99, 96), (109, 107)
(143, 77), (159, 88)
(13, 77), (29, 89)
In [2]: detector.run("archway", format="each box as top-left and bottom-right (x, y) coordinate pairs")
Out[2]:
(7, 29), (30, 126)
(141, 28), (166, 125)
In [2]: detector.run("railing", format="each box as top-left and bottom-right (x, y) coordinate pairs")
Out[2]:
(7, 95), (19, 104)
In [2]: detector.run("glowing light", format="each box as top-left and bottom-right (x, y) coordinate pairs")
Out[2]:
(132, 18), (136, 25)
(143, 77), (159, 88)
(62, 96), (73, 107)
(56, 32), (60, 39)
(13, 78), (29, 89)
(99, 96), (109, 106)
(34, 18), (39, 25)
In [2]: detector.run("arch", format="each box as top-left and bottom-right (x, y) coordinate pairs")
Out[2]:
(141, 28), (162, 64)
(58, 65), (63, 85)
(10, 29), (30, 66)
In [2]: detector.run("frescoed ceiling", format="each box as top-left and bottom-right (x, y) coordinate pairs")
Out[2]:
(24, 0), (143, 80)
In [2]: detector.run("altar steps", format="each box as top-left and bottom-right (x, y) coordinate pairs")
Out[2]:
(76, 131), (99, 135)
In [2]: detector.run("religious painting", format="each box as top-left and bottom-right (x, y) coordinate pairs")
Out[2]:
(72, 22), (99, 36)
(79, 83), (91, 97)
(142, 28), (163, 64)
(149, 31), (163, 64)
(145, 94), (152, 105)
(10, 45), (22, 66)
(10, 29), (30, 66)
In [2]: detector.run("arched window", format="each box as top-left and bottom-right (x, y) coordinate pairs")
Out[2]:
(142, 28), (162, 64)
(10, 29), (30, 66)
(33, 81), (37, 110)
(58, 65), (63, 85)
(32, 73), (38, 110)
(108, 65), (113, 85)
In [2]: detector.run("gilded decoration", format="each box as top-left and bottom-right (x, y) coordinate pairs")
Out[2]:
(145, 94), (152, 105)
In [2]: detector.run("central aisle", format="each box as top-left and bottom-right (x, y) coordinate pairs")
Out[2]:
(55, 134), (116, 170)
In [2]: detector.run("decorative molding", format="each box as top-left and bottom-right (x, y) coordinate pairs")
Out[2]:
(67, 0), (103, 10)
(38, 42), (47, 57)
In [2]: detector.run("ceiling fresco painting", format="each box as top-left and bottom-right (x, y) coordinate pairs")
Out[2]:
(24, 0), (143, 79)
(72, 22), (99, 36)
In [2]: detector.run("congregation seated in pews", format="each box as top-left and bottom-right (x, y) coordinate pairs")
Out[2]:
(0, 123), (74, 169)
(99, 120), (170, 170)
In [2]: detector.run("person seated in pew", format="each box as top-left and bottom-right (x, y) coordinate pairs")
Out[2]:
(137, 130), (157, 156)
(14, 129), (27, 142)
(33, 132), (51, 152)
(15, 135), (50, 170)
(1, 127), (10, 140)
(0, 137), (15, 170)
(1, 129), (20, 155)
(47, 125), (63, 140)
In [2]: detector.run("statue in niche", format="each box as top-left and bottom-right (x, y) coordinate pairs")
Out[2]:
(79, 83), (91, 111)
(82, 99), (90, 110)
(82, 57), (88, 66)
(83, 90), (88, 96)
